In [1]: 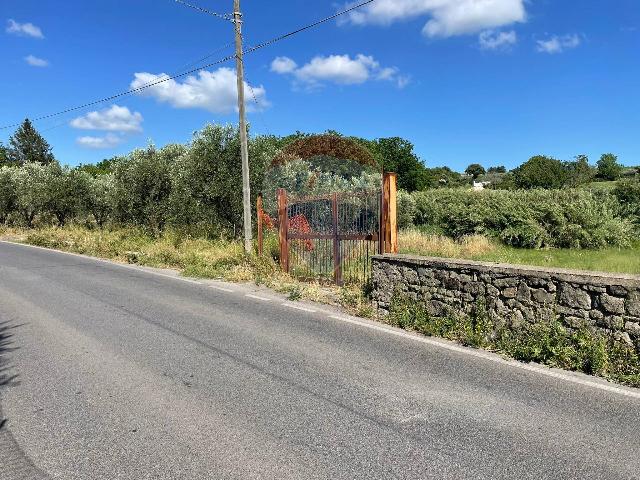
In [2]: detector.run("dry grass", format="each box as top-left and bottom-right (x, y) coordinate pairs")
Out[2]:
(399, 229), (496, 259)
(0, 225), (373, 316)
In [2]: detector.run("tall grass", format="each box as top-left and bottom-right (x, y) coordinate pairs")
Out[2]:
(399, 230), (640, 275)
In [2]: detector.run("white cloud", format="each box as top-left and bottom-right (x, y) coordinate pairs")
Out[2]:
(76, 134), (123, 150)
(71, 105), (143, 133)
(130, 68), (268, 114)
(273, 54), (409, 89)
(6, 19), (44, 39)
(271, 57), (298, 74)
(24, 55), (49, 67)
(342, 0), (526, 38)
(479, 30), (517, 50)
(536, 34), (581, 54)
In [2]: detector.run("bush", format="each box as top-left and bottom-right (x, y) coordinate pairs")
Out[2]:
(513, 155), (567, 189)
(408, 188), (632, 249)
(387, 293), (640, 387)
(613, 178), (640, 228)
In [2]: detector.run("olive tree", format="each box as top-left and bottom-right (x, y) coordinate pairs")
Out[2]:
(45, 166), (92, 226)
(112, 144), (185, 232)
(0, 167), (17, 224)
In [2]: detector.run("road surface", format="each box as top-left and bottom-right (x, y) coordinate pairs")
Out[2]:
(0, 241), (639, 479)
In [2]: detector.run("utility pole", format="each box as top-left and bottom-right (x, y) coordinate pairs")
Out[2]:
(233, 0), (252, 254)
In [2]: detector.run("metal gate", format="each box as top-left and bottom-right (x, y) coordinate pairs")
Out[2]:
(257, 173), (397, 285)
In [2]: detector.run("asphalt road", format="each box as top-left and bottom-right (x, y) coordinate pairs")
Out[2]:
(0, 241), (639, 480)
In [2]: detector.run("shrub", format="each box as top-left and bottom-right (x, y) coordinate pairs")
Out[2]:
(597, 153), (623, 181)
(513, 155), (567, 189)
(407, 188), (632, 249)
(613, 178), (640, 228)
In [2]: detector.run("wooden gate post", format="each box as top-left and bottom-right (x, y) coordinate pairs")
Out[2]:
(277, 188), (289, 273)
(382, 172), (398, 254)
(332, 192), (343, 285)
(257, 195), (263, 256)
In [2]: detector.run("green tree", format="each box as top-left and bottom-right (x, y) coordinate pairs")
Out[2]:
(77, 156), (122, 177)
(0, 143), (11, 167)
(88, 174), (116, 227)
(7, 119), (55, 166)
(564, 155), (594, 187)
(169, 124), (274, 237)
(0, 167), (17, 223)
(597, 153), (623, 181)
(112, 144), (183, 232)
(369, 137), (428, 192)
(513, 155), (567, 189)
(488, 166), (507, 174)
(44, 166), (92, 226)
(465, 163), (486, 179)
(12, 162), (52, 227)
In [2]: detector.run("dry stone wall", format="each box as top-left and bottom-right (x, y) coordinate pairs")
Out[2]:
(372, 255), (640, 353)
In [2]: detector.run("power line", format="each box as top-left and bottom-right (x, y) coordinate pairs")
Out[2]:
(243, 0), (375, 55)
(171, 0), (233, 22)
(1, 0), (375, 131)
(38, 42), (236, 133)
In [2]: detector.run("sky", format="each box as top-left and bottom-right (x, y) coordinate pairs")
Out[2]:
(0, 0), (639, 171)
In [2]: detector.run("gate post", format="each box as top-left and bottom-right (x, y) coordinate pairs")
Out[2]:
(382, 172), (398, 254)
(332, 192), (343, 285)
(257, 195), (263, 256)
(277, 188), (289, 273)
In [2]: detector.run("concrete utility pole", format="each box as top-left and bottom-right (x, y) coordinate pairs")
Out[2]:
(233, 0), (252, 254)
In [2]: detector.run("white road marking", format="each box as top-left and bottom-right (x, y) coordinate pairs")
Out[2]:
(209, 285), (234, 293)
(329, 316), (640, 400)
(245, 294), (271, 302)
(3, 241), (639, 400)
(282, 303), (317, 313)
(0, 241), (204, 285)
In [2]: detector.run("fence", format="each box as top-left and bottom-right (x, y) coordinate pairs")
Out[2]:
(258, 172), (398, 285)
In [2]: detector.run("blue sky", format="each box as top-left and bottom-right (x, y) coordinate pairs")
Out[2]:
(1, 0), (639, 170)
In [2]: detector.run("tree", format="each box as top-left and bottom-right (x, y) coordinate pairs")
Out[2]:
(12, 162), (52, 227)
(597, 153), (623, 181)
(7, 119), (55, 166)
(487, 166), (507, 174)
(44, 166), (92, 226)
(0, 167), (17, 224)
(513, 155), (567, 189)
(465, 163), (486, 179)
(564, 155), (594, 187)
(0, 143), (11, 167)
(369, 137), (428, 192)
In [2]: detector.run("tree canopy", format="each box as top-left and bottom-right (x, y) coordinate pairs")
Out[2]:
(7, 119), (55, 166)
(513, 155), (567, 189)
(597, 153), (623, 181)
(465, 163), (486, 179)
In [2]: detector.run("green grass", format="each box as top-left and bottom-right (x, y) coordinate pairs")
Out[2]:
(399, 230), (640, 275)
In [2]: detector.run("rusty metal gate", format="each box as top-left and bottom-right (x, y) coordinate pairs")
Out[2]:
(257, 173), (398, 285)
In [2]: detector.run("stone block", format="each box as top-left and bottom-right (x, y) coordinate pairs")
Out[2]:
(598, 294), (625, 315)
(502, 287), (517, 299)
(559, 283), (591, 310)
(627, 292), (640, 317)
(532, 288), (555, 304)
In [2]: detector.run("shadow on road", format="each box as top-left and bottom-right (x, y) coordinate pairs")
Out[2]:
(0, 320), (21, 390)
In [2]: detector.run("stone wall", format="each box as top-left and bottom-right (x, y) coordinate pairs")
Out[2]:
(371, 255), (640, 352)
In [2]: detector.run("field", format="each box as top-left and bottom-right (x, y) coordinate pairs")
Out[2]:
(399, 230), (640, 275)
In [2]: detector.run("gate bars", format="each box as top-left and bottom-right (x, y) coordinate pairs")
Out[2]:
(257, 173), (398, 285)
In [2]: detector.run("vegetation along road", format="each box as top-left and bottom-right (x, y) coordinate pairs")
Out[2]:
(1, 241), (639, 479)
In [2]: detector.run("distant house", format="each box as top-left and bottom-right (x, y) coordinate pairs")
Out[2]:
(472, 181), (491, 191)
